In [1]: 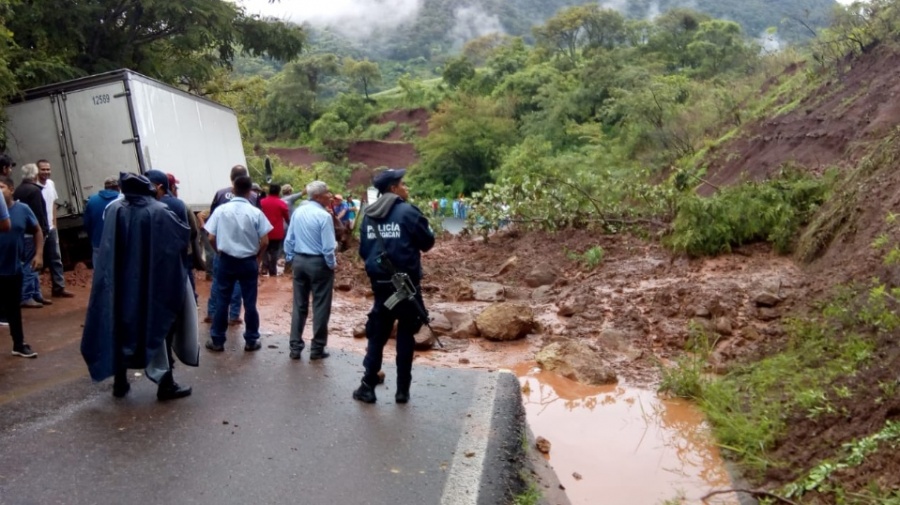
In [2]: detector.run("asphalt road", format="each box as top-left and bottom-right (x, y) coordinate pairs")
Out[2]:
(0, 289), (526, 505)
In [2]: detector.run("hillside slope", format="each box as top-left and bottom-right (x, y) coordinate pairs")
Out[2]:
(703, 45), (900, 284)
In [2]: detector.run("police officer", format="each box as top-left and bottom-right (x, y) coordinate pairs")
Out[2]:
(353, 168), (434, 404)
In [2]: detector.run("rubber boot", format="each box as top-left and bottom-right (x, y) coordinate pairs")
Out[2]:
(396, 379), (410, 404)
(353, 380), (377, 404)
(113, 367), (130, 398)
(157, 371), (192, 401)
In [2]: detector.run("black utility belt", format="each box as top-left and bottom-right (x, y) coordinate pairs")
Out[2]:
(220, 252), (257, 261)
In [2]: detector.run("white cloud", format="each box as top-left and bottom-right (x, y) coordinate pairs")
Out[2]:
(449, 6), (505, 49)
(237, 0), (421, 37)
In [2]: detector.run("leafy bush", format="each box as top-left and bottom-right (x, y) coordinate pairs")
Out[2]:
(359, 121), (396, 140)
(667, 169), (831, 256)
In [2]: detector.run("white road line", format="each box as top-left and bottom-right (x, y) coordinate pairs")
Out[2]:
(440, 372), (500, 505)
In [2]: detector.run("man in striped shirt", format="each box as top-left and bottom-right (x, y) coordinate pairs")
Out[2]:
(283, 180), (336, 361)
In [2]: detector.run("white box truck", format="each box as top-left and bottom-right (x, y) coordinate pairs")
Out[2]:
(3, 69), (247, 262)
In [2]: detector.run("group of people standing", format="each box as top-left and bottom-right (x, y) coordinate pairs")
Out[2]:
(0, 156), (76, 360)
(74, 164), (434, 406)
(430, 195), (467, 219)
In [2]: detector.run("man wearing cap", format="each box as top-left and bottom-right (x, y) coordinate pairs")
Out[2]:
(204, 175), (272, 353)
(146, 170), (202, 303)
(83, 176), (121, 266)
(353, 168), (434, 404)
(82, 172), (196, 400)
(37, 159), (75, 298)
(283, 180), (336, 361)
(167, 173), (206, 296)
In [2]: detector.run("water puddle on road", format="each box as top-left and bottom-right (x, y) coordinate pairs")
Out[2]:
(511, 364), (738, 505)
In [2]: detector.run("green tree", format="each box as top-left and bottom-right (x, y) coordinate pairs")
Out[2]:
(413, 95), (518, 194)
(343, 58), (382, 100)
(6, 0), (304, 91)
(687, 20), (755, 77)
(442, 55), (475, 89)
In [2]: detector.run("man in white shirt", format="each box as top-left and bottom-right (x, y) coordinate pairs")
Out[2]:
(37, 159), (74, 298)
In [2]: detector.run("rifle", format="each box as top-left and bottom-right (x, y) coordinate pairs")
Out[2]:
(371, 220), (443, 348)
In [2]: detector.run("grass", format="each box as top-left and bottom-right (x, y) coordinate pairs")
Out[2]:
(659, 286), (891, 475)
(512, 482), (542, 505)
(566, 245), (605, 270)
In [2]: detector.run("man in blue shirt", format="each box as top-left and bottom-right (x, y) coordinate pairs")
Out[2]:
(0, 176), (43, 358)
(204, 175), (273, 353)
(284, 180), (336, 360)
(83, 176), (120, 267)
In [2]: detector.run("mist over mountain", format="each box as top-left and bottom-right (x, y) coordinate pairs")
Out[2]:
(246, 0), (837, 61)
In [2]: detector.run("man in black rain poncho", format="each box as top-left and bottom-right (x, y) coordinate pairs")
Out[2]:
(353, 168), (434, 404)
(81, 172), (199, 400)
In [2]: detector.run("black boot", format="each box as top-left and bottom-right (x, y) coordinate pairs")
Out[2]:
(113, 368), (130, 398)
(353, 380), (377, 404)
(157, 371), (192, 401)
(396, 379), (410, 404)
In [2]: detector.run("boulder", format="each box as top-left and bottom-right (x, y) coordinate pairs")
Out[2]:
(715, 317), (734, 336)
(535, 340), (617, 385)
(753, 292), (783, 307)
(532, 285), (554, 302)
(557, 297), (586, 317)
(335, 282), (352, 292)
(413, 325), (436, 350)
(443, 309), (480, 338)
(429, 312), (453, 335)
(525, 264), (557, 288)
(447, 279), (474, 301)
(756, 307), (781, 321)
(352, 325), (367, 339)
(471, 281), (506, 302)
(475, 303), (535, 341)
(535, 436), (552, 454)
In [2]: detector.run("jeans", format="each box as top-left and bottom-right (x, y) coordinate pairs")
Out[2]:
(43, 228), (66, 292)
(207, 253), (242, 321)
(210, 253), (260, 344)
(289, 255), (334, 354)
(20, 236), (40, 303)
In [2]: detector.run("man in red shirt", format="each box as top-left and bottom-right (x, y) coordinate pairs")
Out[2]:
(260, 183), (291, 276)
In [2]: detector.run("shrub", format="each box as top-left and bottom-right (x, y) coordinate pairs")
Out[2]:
(667, 168), (831, 256)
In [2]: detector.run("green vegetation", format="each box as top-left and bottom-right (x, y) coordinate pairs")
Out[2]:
(512, 481), (542, 505)
(566, 245), (606, 270)
(659, 284), (895, 477)
(667, 169), (833, 256)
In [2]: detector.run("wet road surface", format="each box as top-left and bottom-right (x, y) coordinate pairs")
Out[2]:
(0, 283), (525, 505)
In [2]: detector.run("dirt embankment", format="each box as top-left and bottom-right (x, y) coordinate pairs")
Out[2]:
(265, 108), (427, 192)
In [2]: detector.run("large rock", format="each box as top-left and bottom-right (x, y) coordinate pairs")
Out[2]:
(413, 325), (436, 350)
(557, 297), (586, 317)
(471, 281), (506, 302)
(443, 309), (480, 338)
(429, 312), (453, 335)
(525, 264), (557, 288)
(535, 340), (617, 385)
(753, 292), (783, 307)
(475, 303), (535, 341)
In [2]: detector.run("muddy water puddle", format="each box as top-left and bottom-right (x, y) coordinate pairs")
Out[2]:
(511, 364), (738, 505)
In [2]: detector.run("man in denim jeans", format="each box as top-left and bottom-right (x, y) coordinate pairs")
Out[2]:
(203, 175), (272, 353)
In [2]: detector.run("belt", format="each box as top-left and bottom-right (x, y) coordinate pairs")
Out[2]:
(297, 253), (323, 258)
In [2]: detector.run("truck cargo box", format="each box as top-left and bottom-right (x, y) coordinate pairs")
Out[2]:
(4, 69), (246, 223)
